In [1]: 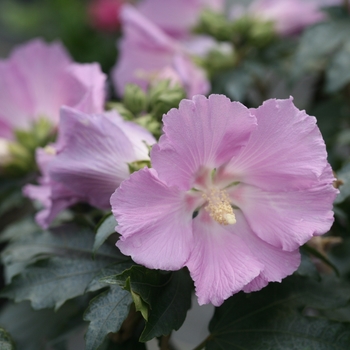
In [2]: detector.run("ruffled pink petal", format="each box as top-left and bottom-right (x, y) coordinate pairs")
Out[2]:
(151, 94), (256, 190)
(112, 168), (196, 270)
(229, 178), (337, 251)
(230, 212), (301, 292)
(186, 210), (263, 306)
(226, 98), (332, 191)
(49, 107), (138, 209)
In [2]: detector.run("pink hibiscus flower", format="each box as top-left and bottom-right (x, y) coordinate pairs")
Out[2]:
(24, 106), (155, 229)
(247, 0), (329, 36)
(111, 94), (337, 306)
(0, 39), (106, 140)
(137, 0), (224, 39)
(112, 5), (210, 98)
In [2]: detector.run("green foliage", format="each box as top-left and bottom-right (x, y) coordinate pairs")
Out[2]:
(1, 225), (128, 310)
(84, 286), (133, 350)
(0, 328), (15, 350)
(108, 266), (193, 342)
(0, 300), (84, 350)
(93, 213), (118, 255)
(293, 17), (350, 92)
(204, 275), (350, 350)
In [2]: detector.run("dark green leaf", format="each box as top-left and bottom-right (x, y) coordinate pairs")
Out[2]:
(84, 286), (133, 350)
(93, 213), (118, 255)
(205, 275), (350, 350)
(0, 328), (15, 350)
(326, 40), (350, 92)
(211, 67), (253, 101)
(1, 225), (128, 310)
(293, 20), (350, 78)
(115, 266), (193, 342)
(0, 300), (83, 350)
(86, 262), (133, 293)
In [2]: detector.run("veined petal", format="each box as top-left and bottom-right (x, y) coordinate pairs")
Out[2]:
(226, 98), (331, 191)
(151, 94), (257, 190)
(49, 107), (136, 209)
(186, 210), (263, 306)
(112, 168), (195, 270)
(231, 212), (301, 292)
(229, 177), (337, 251)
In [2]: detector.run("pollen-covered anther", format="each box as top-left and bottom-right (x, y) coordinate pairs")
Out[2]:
(203, 188), (236, 225)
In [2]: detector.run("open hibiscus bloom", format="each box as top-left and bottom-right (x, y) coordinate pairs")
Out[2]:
(111, 94), (337, 306)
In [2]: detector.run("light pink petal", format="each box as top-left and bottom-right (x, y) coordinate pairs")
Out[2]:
(229, 177), (337, 251)
(0, 120), (13, 140)
(249, 0), (325, 36)
(112, 5), (178, 95)
(226, 98), (331, 191)
(137, 0), (201, 39)
(9, 39), (72, 123)
(0, 61), (34, 132)
(172, 55), (210, 97)
(23, 182), (80, 229)
(62, 63), (106, 114)
(151, 94), (256, 190)
(107, 111), (156, 160)
(49, 107), (137, 209)
(231, 212), (301, 292)
(186, 210), (263, 306)
(112, 167), (195, 270)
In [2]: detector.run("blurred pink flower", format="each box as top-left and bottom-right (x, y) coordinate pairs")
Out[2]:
(112, 5), (210, 97)
(88, 0), (125, 32)
(24, 106), (155, 229)
(0, 39), (106, 140)
(248, 0), (328, 36)
(111, 94), (337, 306)
(137, 0), (225, 39)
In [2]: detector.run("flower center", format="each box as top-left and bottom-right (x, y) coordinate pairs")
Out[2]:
(202, 188), (236, 225)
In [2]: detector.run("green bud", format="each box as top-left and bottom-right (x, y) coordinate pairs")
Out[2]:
(134, 114), (162, 138)
(249, 19), (276, 48)
(148, 80), (186, 120)
(194, 9), (233, 42)
(106, 102), (134, 121)
(123, 83), (148, 115)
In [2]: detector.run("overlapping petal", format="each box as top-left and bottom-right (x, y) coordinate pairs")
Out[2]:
(49, 107), (150, 209)
(112, 5), (209, 97)
(226, 98), (333, 191)
(187, 210), (263, 306)
(151, 94), (256, 190)
(112, 168), (196, 270)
